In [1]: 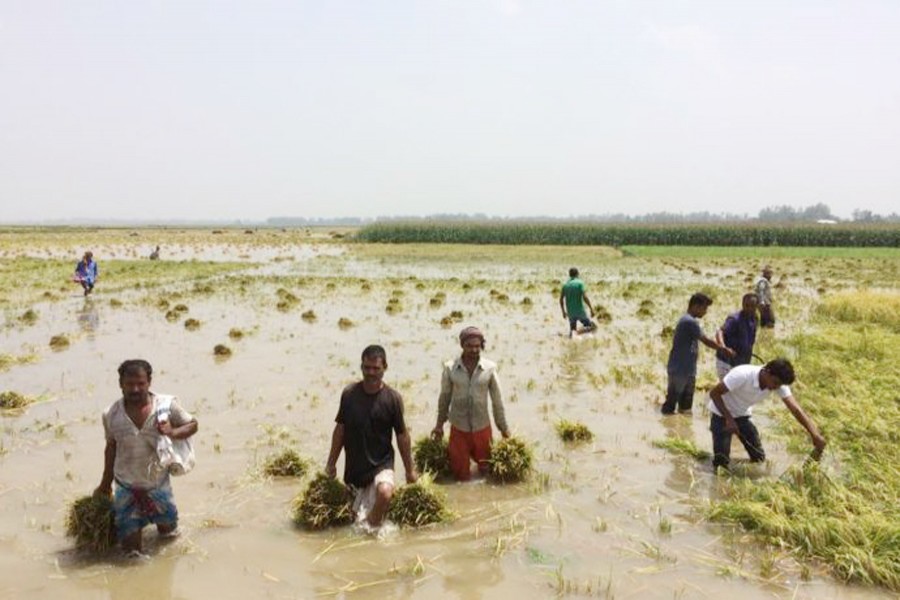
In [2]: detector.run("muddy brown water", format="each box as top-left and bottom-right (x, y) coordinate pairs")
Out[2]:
(0, 243), (894, 599)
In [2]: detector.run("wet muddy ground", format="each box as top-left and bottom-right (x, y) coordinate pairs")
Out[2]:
(1, 230), (897, 599)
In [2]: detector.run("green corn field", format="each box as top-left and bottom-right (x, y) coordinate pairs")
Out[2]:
(355, 222), (900, 247)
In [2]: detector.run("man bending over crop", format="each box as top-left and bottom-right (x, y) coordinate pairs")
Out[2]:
(708, 358), (826, 470)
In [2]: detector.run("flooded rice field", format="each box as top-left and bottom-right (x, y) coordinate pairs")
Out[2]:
(1, 229), (898, 599)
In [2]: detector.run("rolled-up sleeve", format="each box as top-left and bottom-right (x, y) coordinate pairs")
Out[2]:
(436, 364), (452, 426)
(489, 371), (508, 434)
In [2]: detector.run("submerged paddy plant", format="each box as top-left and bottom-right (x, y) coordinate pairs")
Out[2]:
(301, 309), (317, 322)
(213, 344), (232, 357)
(49, 334), (70, 350)
(291, 473), (354, 530)
(338, 317), (354, 329)
(413, 436), (451, 478)
(489, 436), (535, 483)
(0, 391), (32, 409)
(262, 448), (310, 478)
(65, 495), (116, 554)
(652, 437), (711, 461)
(387, 473), (453, 527)
(184, 318), (201, 331)
(555, 420), (594, 443)
(18, 309), (38, 325)
(228, 328), (245, 339)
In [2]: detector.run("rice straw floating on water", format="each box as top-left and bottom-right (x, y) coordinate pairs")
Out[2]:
(291, 473), (353, 530)
(65, 495), (116, 554)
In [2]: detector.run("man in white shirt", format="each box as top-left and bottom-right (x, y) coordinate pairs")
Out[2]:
(707, 359), (825, 470)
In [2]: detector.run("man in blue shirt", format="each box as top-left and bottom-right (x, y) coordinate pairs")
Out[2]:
(74, 251), (99, 297)
(662, 293), (734, 415)
(715, 293), (759, 380)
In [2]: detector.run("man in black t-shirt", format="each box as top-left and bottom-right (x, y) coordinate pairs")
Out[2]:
(325, 345), (417, 527)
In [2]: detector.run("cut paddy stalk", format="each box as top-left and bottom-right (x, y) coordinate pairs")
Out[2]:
(652, 437), (711, 461)
(412, 436), (451, 478)
(262, 448), (310, 478)
(386, 472), (453, 527)
(554, 420), (594, 443)
(489, 436), (535, 483)
(291, 473), (354, 530)
(65, 495), (116, 554)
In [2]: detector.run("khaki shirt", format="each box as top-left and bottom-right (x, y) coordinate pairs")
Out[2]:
(755, 277), (773, 306)
(436, 356), (508, 434)
(102, 392), (193, 489)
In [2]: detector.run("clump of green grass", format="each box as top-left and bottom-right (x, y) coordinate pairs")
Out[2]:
(262, 449), (310, 478)
(387, 473), (453, 527)
(413, 436), (451, 477)
(0, 391), (32, 409)
(49, 334), (70, 350)
(489, 436), (534, 483)
(184, 318), (201, 331)
(555, 420), (594, 443)
(291, 473), (354, 530)
(652, 437), (711, 461)
(65, 495), (116, 554)
(213, 344), (232, 357)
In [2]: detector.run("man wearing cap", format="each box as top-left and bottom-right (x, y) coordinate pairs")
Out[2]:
(432, 327), (510, 481)
(756, 265), (775, 328)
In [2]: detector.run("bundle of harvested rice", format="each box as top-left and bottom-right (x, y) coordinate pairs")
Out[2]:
(263, 449), (309, 478)
(387, 473), (452, 527)
(65, 495), (116, 554)
(555, 419), (594, 443)
(413, 436), (451, 478)
(489, 436), (534, 483)
(291, 473), (353, 530)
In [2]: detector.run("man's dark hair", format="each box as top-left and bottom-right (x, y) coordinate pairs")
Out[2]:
(118, 359), (152, 379)
(764, 358), (795, 385)
(569, 267), (579, 278)
(688, 292), (713, 308)
(361, 345), (387, 364)
(743, 292), (759, 304)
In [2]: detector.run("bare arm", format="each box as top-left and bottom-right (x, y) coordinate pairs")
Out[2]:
(781, 395), (827, 458)
(582, 292), (594, 317)
(709, 382), (738, 433)
(701, 333), (735, 357)
(325, 423), (345, 478)
(559, 291), (566, 318)
(158, 418), (198, 440)
(396, 429), (417, 483)
(94, 438), (116, 498)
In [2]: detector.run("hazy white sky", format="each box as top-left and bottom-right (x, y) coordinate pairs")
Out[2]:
(2, 1), (899, 221)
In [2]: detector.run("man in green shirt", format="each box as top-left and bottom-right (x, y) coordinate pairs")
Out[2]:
(559, 267), (596, 337)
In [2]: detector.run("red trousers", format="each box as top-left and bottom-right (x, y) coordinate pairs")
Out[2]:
(448, 425), (493, 481)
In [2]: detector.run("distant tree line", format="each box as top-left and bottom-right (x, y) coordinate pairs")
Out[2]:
(267, 203), (899, 226)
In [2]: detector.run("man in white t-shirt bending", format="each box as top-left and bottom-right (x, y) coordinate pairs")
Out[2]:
(707, 359), (826, 470)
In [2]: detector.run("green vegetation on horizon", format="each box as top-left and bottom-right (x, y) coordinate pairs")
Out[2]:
(356, 222), (900, 247)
